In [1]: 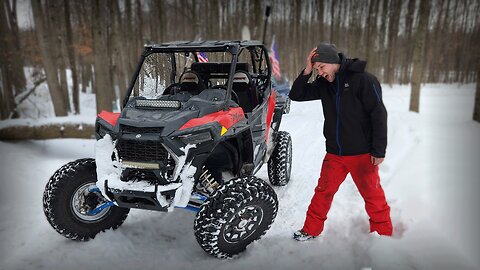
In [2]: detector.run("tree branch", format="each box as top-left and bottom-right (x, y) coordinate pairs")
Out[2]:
(9, 77), (47, 118)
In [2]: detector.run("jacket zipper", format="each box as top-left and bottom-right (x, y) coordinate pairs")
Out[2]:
(335, 76), (342, 155)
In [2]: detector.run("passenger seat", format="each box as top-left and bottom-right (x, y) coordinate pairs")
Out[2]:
(232, 71), (258, 113)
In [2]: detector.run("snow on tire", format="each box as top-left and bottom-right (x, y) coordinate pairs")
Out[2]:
(194, 176), (278, 259)
(268, 131), (292, 186)
(43, 158), (129, 241)
(283, 97), (291, 114)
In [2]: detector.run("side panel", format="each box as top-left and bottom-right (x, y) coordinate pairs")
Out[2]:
(248, 88), (273, 172)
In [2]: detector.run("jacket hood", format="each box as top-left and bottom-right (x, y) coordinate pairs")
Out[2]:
(338, 53), (367, 73)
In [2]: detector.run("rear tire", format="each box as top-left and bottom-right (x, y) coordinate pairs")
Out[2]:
(268, 131), (292, 186)
(283, 97), (291, 114)
(194, 176), (278, 258)
(43, 158), (130, 241)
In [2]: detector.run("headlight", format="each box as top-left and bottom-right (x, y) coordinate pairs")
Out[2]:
(178, 131), (212, 145)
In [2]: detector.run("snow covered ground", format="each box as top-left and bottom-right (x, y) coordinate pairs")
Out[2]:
(0, 83), (479, 270)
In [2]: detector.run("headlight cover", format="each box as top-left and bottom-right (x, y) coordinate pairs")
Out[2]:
(178, 131), (212, 145)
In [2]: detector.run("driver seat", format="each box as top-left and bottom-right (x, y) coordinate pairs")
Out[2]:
(178, 70), (205, 95)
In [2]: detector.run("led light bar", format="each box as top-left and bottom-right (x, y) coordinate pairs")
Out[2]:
(122, 161), (160, 169)
(136, 99), (181, 109)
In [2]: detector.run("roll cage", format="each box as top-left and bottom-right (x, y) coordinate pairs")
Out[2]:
(122, 40), (272, 112)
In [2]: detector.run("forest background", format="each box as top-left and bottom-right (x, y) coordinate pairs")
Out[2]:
(0, 0), (479, 124)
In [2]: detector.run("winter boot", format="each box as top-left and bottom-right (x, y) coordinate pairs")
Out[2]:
(293, 230), (316, 241)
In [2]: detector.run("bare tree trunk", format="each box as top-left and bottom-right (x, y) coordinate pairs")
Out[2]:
(401, 0), (417, 84)
(410, 0), (430, 113)
(315, 0), (325, 42)
(378, 0), (389, 81)
(0, 1), (18, 119)
(150, 0), (162, 42)
(329, 0), (336, 43)
(473, 11), (480, 121)
(64, 0), (80, 114)
(4, 0), (26, 93)
(365, 0), (378, 63)
(125, 0), (135, 77)
(253, 0), (261, 40)
(385, 0), (401, 85)
(31, 0), (68, 116)
(92, 0), (114, 113)
(474, 64), (480, 122)
(111, 1), (128, 100)
(48, 0), (70, 113)
(74, 1), (90, 94)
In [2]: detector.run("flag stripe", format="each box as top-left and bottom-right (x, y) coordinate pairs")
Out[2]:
(270, 39), (281, 79)
(196, 52), (209, 63)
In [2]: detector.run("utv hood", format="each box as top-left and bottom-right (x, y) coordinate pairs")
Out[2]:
(117, 89), (238, 136)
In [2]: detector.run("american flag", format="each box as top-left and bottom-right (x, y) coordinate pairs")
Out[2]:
(196, 51), (209, 63)
(269, 38), (281, 79)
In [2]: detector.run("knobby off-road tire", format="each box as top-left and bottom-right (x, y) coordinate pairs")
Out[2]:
(43, 158), (130, 241)
(268, 131), (292, 186)
(283, 97), (291, 114)
(194, 176), (278, 259)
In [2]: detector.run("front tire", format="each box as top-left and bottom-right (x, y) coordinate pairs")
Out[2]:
(268, 131), (293, 186)
(194, 176), (278, 258)
(43, 158), (130, 241)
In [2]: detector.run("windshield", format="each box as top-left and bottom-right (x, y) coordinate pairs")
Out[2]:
(132, 51), (236, 99)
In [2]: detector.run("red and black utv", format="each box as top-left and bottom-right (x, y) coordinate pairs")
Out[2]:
(43, 40), (292, 258)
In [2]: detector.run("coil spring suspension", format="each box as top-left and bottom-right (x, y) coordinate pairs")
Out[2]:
(199, 166), (220, 194)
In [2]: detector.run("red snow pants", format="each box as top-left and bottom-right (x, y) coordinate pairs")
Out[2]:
(302, 153), (393, 236)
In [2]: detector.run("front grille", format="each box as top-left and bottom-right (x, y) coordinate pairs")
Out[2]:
(117, 139), (169, 162)
(121, 125), (163, 134)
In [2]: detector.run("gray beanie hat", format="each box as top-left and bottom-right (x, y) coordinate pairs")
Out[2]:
(311, 43), (340, 64)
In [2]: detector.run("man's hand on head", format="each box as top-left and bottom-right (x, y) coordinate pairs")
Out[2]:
(304, 48), (317, 75)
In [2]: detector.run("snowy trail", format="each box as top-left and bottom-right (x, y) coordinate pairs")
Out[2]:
(1, 84), (479, 270)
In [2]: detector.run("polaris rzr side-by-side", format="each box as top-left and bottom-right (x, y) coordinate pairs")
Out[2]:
(43, 40), (292, 258)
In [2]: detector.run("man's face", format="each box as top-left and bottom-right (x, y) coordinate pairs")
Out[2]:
(312, 62), (339, 82)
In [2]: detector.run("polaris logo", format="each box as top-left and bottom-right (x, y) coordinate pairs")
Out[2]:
(136, 134), (142, 138)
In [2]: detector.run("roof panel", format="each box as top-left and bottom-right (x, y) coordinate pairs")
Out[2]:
(146, 40), (264, 51)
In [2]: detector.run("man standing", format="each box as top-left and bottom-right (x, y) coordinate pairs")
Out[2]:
(290, 43), (393, 241)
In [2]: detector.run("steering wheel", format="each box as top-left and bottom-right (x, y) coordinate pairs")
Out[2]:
(164, 83), (181, 95)
(212, 85), (239, 104)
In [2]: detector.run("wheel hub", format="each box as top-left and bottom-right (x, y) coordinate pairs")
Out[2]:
(71, 183), (110, 222)
(237, 219), (248, 229)
(223, 205), (264, 244)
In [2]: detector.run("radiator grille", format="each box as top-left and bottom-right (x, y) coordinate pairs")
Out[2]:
(117, 139), (168, 162)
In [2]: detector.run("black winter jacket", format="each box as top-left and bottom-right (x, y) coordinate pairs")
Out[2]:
(289, 54), (387, 158)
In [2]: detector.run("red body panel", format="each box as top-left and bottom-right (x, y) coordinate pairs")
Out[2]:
(265, 90), (276, 141)
(180, 107), (245, 130)
(98, 110), (120, 126)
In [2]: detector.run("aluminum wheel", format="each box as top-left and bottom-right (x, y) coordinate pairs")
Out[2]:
(71, 182), (110, 223)
(223, 205), (264, 244)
